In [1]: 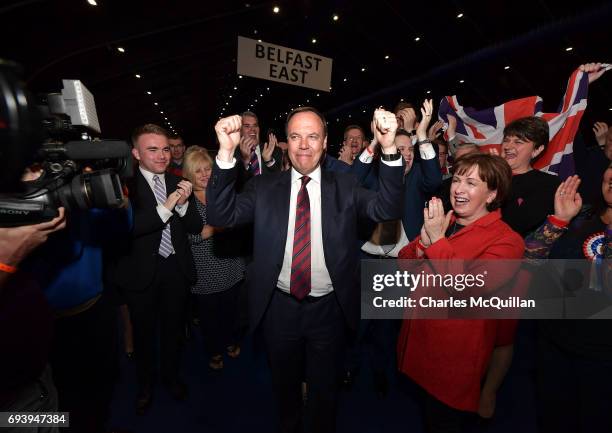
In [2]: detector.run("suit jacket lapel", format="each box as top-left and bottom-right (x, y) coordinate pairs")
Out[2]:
(136, 170), (157, 207)
(271, 171), (292, 264)
(320, 169), (335, 260)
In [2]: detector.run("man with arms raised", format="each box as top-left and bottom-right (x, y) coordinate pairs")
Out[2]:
(207, 107), (403, 433)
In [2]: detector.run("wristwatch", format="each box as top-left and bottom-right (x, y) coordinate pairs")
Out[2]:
(380, 151), (402, 161)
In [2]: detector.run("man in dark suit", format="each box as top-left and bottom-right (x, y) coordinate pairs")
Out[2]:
(236, 111), (283, 175)
(110, 124), (202, 415)
(207, 107), (403, 433)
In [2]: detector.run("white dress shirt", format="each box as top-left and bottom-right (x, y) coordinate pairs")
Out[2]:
(215, 152), (402, 296)
(276, 166), (333, 296)
(243, 144), (275, 172)
(138, 166), (188, 225)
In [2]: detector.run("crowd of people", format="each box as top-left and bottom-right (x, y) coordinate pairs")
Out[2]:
(1, 62), (611, 433)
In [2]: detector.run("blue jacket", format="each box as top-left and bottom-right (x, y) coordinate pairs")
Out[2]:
(352, 152), (442, 240)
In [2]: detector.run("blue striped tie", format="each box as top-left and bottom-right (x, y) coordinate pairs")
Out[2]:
(153, 175), (173, 258)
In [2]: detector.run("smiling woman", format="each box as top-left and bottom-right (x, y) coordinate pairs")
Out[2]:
(183, 146), (246, 371)
(500, 117), (561, 237)
(397, 154), (524, 431)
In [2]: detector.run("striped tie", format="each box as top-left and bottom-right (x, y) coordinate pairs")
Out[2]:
(290, 176), (311, 300)
(250, 148), (260, 175)
(153, 175), (173, 258)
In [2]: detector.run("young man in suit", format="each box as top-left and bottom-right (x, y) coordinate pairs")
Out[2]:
(110, 124), (202, 415)
(207, 107), (403, 433)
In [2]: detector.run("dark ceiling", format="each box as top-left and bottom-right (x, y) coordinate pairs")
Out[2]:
(2, 0), (612, 153)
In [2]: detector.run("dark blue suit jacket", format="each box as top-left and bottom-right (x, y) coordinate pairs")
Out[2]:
(402, 158), (442, 240)
(206, 161), (403, 331)
(352, 155), (442, 240)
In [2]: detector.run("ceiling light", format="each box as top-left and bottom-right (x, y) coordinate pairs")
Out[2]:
(361, 67), (366, 72)
(229, 95), (233, 98)
(333, 14), (339, 21)
(87, 0), (97, 5)
(225, 102), (229, 105)
(266, 87), (270, 91)
(117, 47), (125, 53)
(426, 90), (431, 94)
(565, 46), (573, 52)
(306, 99), (310, 103)
(258, 39), (262, 43)
(255, 99), (258, 102)
(311, 38), (317, 44)
(414, 37), (421, 42)
(504, 65), (510, 70)
(233, 86), (238, 90)
(457, 13), (464, 18)
(146, 91), (151, 95)
(384, 55), (390, 60)
(160, 111), (164, 114)
(362, 110), (366, 113)
(154, 102), (158, 106)
(316, 93), (320, 97)
(343, 78), (347, 82)
(260, 94), (263, 97)
(164, 117), (168, 120)
(273, 6), (280, 13)
(239, 75), (243, 79)
(135, 74), (141, 78)
(459, 80), (465, 83)
(609, 107), (612, 111)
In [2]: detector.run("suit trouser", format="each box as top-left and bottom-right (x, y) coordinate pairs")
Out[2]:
(124, 254), (188, 385)
(262, 289), (346, 433)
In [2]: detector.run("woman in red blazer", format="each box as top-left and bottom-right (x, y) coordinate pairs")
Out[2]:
(397, 154), (525, 432)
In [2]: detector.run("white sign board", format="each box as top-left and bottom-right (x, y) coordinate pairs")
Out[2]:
(237, 36), (333, 92)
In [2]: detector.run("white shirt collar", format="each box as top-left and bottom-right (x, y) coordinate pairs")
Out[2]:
(139, 166), (165, 186)
(290, 165), (321, 185)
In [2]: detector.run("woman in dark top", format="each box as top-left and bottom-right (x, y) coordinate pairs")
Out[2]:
(525, 166), (612, 433)
(500, 116), (561, 237)
(183, 147), (246, 370)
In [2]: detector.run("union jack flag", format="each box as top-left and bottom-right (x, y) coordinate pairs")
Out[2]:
(438, 67), (590, 179)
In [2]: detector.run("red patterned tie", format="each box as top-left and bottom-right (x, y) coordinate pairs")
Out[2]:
(249, 148), (260, 175)
(290, 176), (311, 300)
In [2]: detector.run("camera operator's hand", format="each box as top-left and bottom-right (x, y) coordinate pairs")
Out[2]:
(175, 180), (193, 206)
(215, 115), (242, 163)
(0, 208), (66, 285)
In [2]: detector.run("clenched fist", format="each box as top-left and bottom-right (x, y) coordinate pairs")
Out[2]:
(373, 109), (398, 153)
(215, 115), (242, 162)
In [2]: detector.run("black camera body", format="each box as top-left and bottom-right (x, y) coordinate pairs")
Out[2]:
(0, 60), (131, 227)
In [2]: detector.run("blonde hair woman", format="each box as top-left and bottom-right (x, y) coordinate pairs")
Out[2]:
(183, 146), (245, 370)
